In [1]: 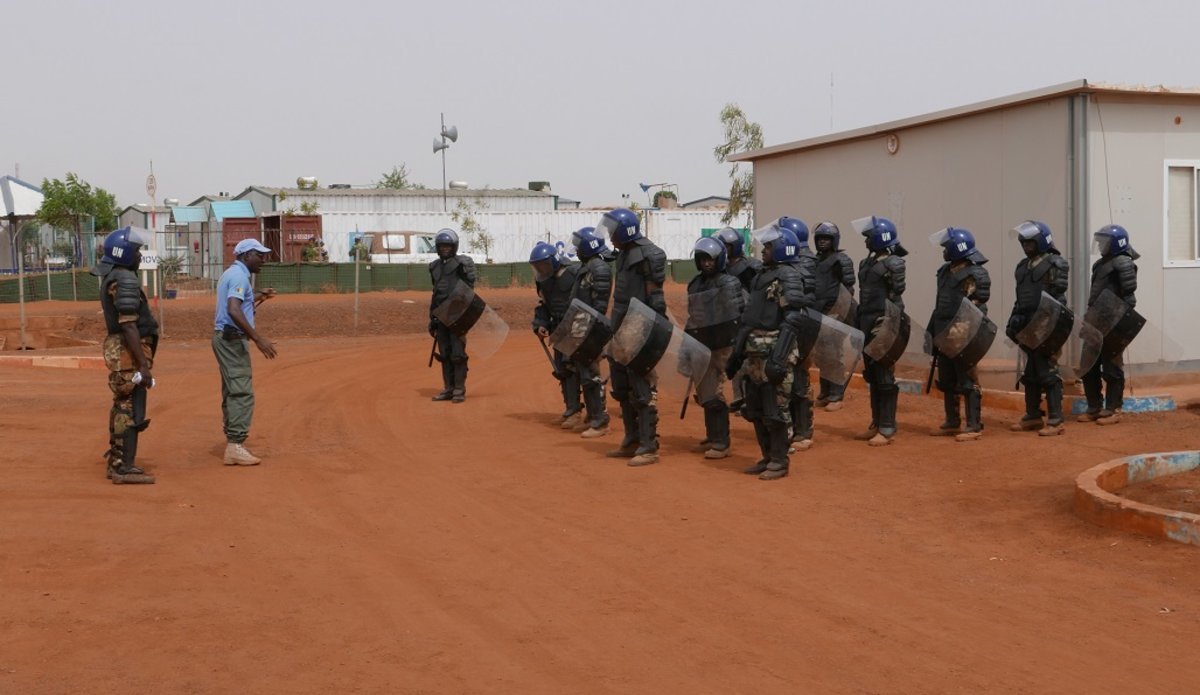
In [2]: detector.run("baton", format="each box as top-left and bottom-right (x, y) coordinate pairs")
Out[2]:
(428, 337), (439, 368)
(537, 335), (563, 381)
(679, 375), (694, 420)
(925, 351), (938, 395)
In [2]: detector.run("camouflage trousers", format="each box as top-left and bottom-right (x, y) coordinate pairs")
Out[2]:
(742, 329), (798, 425)
(695, 346), (731, 406)
(103, 334), (155, 469)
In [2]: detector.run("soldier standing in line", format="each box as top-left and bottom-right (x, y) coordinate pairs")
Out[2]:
(1006, 220), (1071, 437)
(726, 226), (811, 481)
(570, 227), (614, 438)
(428, 228), (476, 403)
(529, 241), (584, 428)
(774, 216), (819, 451)
(684, 236), (744, 459)
(812, 222), (857, 411)
(854, 216), (908, 447)
(926, 227), (991, 442)
(92, 227), (159, 485)
(716, 226), (759, 416)
(599, 208), (668, 466)
(1079, 224), (1138, 425)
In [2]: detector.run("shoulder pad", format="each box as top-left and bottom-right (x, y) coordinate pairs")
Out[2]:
(112, 266), (142, 290)
(882, 255), (906, 273)
(1050, 255), (1069, 272)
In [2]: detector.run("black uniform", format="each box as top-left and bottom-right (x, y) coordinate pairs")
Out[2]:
(814, 246), (856, 403)
(726, 255), (763, 294)
(787, 250), (819, 444)
(609, 237), (668, 456)
(534, 263), (584, 420)
(429, 254), (477, 399)
(572, 254), (613, 431)
(1006, 251), (1070, 427)
(99, 266), (159, 481)
(731, 261), (810, 476)
(1082, 253), (1137, 414)
(927, 255), (991, 434)
(857, 250), (906, 438)
(685, 268), (744, 453)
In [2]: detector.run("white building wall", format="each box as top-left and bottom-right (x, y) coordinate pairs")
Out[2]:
(1086, 97), (1200, 364)
(313, 209), (730, 263)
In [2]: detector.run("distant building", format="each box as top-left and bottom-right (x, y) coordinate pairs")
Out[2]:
(681, 195), (730, 210)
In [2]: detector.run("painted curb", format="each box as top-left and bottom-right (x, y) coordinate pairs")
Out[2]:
(1073, 450), (1200, 546)
(0, 355), (104, 370)
(1069, 395), (1175, 414)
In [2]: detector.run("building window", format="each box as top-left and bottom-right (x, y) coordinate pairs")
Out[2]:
(1166, 161), (1200, 265)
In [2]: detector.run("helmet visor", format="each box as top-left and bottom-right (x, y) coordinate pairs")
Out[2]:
(127, 227), (155, 247)
(596, 216), (621, 242)
(1011, 221), (1042, 242)
(753, 223), (784, 248)
(928, 228), (952, 249)
(851, 216), (877, 236)
(1092, 231), (1113, 256)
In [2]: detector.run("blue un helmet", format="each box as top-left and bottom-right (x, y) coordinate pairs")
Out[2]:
(1011, 220), (1057, 255)
(715, 226), (746, 258)
(693, 236), (727, 273)
(92, 226), (155, 276)
(928, 227), (984, 263)
(755, 222), (800, 265)
(1093, 224), (1138, 259)
(776, 216), (810, 251)
(434, 228), (460, 255)
(597, 208), (641, 245)
(852, 215), (906, 255)
(528, 241), (562, 281)
(571, 226), (608, 260)
(812, 221), (841, 251)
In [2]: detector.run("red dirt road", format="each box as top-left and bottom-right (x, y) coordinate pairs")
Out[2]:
(4, 291), (1200, 693)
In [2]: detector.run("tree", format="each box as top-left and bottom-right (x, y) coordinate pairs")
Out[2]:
(451, 196), (493, 261)
(376, 164), (426, 190)
(36, 173), (119, 265)
(713, 103), (763, 225)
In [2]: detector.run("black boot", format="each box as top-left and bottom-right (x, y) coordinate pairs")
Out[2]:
(957, 389), (983, 441)
(744, 422), (770, 475)
(635, 405), (659, 456)
(760, 423), (791, 480)
(607, 404), (640, 457)
(1105, 374), (1125, 413)
(451, 361), (468, 403)
(1081, 370), (1103, 418)
(1040, 379), (1065, 436)
(855, 386), (881, 440)
(1011, 383), (1043, 431)
(791, 397), (813, 444)
(934, 392), (961, 435)
(434, 356), (454, 401)
(582, 379), (608, 429)
(703, 401), (730, 453)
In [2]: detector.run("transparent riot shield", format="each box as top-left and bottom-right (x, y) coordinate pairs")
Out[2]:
(933, 297), (997, 368)
(803, 310), (865, 387)
(548, 299), (613, 364)
(1014, 291), (1074, 356)
(826, 284), (858, 326)
(431, 282), (509, 360)
(862, 299), (911, 365)
(685, 283), (742, 350)
(1077, 288), (1145, 375)
(611, 298), (712, 406)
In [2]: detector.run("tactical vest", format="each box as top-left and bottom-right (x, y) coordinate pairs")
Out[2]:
(101, 269), (158, 338)
(1088, 254), (1137, 307)
(430, 256), (469, 311)
(814, 252), (851, 309)
(743, 264), (805, 331)
(611, 238), (667, 329)
(575, 256), (612, 315)
(686, 271), (741, 349)
(858, 254), (904, 323)
(1014, 253), (1068, 314)
(727, 256), (761, 293)
(537, 264), (580, 324)
(931, 261), (991, 333)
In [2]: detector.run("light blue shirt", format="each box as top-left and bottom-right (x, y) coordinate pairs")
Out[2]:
(214, 260), (255, 331)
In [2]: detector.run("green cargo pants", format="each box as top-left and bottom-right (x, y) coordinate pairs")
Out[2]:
(212, 332), (255, 444)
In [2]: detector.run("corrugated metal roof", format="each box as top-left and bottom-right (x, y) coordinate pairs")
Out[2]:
(171, 206), (207, 223)
(211, 200), (255, 221)
(731, 79), (1200, 162)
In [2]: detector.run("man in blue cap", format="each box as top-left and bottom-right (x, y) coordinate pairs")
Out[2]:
(213, 238), (278, 466)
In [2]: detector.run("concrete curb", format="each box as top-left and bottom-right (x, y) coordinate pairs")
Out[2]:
(0, 355), (104, 370)
(1074, 450), (1200, 546)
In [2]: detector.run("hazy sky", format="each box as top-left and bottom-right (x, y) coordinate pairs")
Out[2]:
(6, 0), (1198, 209)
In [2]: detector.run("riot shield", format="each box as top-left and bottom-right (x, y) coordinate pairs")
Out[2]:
(1077, 288), (1145, 374)
(798, 309), (865, 387)
(933, 297), (997, 369)
(685, 283), (742, 350)
(431, 282), (509, 360)
(1014, 291), (1074, 356)
(862, 299), (911, 365)
(548, 299), (612, 364)
(611, 298), (712, 403)
(826, 284), (858, 326)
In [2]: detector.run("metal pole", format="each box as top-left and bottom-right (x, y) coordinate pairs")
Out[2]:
(10, 217), (28, 349)
(354, 239), (360, 333)
(46, 256), (51, 301)
(441, 112), (448, 212)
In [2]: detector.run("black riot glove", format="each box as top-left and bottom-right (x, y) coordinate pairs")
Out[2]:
(428, 318), (438, 337)
(724, 350), (744, 380)
(764, 358), (788, 385)
(1005, 314), (1023, 341)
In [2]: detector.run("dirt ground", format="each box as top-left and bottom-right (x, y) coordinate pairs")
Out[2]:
(4, 288), (1200, 694)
